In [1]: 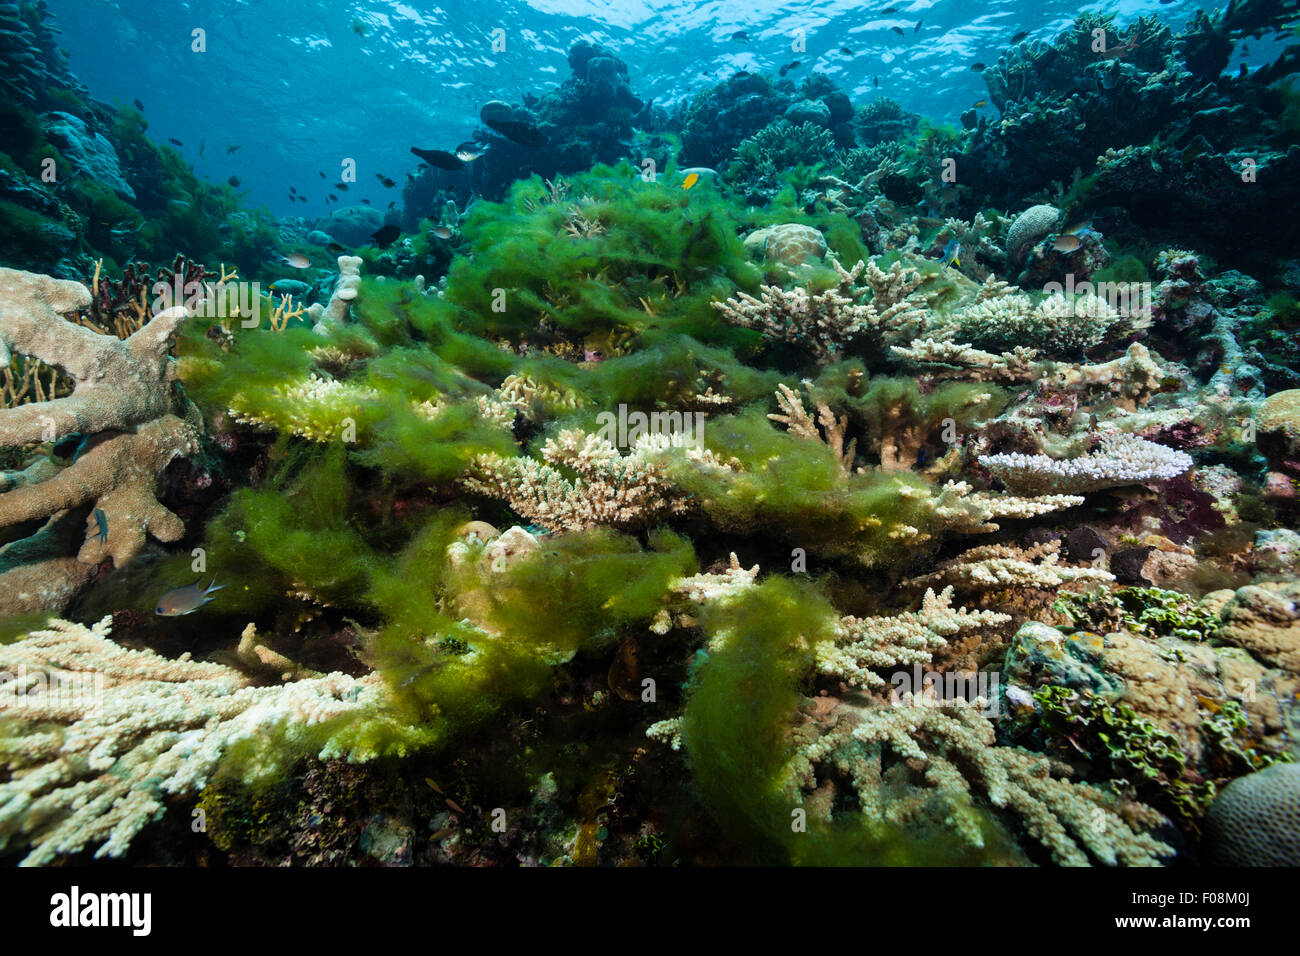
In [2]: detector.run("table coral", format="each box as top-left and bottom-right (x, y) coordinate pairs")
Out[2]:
(979, 432), (1192, 496)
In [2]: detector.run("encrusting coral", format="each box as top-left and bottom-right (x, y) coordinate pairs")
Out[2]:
(0, 267), (202, 615)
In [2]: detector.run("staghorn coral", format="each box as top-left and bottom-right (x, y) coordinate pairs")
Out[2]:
(906, 540), (1115, 593)
(462, 427), (735, 533)
(0, 267), (202, 615)
(0, 616), (412, 866)
(783, 693), (1173, 866)
(979, 432), (1192, 496)
(815, 586), (1010, 690)
(712, 257), (926, 364)
(768, 382), (856, 475)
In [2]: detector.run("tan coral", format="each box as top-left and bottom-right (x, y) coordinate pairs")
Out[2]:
(0, 268), (202, 615)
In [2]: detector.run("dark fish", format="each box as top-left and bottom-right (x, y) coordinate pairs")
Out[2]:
(891, 26), (905, 36)
(168, 137), (183, 146)
(874, 76), (879, 86)
(334, 182), (349, 191)
(914, 18), (923, 32)
(318, 171), (326, 178)
(410, 146), (464, 170)
(730, 30), (749, 42)
(227, 145), (241, 155)
(839, 47), (853, 55)
(1011, 31), (1028, 44)
(155, 576), (224, 616)
(228, 175), (240, 187)
(371, 224), (401, 248)
(482, 118), (548, 147)
(881, 5), (899, 12)
(287, 191), (295, 201)
(198, 138), (205, 158)
(387, 201), (396, 209)
(971, 62), (985, 71)
(91, 508), (108, 547)
(376, 174), (397, 187)
(327, 242), (347, 254)
(133, 98), (144, 111)
(778, 60), (801, 76)
(328, 193), (338, 201)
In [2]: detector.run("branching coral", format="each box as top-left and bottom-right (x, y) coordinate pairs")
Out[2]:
(784, 694), (1173, 866)
(979, 432), (1192, 496)
(462, 427), (735, 532)
(0, 617), (411, 866)
(814, 586), (1010, 690)
(907, 540), (1115, 592)
(712, 257), (926, 364)
(0, 267), (201, 615)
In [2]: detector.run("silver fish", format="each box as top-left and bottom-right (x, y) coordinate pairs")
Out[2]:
(155, 576), (224, 616)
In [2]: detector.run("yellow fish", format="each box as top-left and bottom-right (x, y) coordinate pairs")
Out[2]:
(681, 172), (699, 190)
(972, 100), (989, 108)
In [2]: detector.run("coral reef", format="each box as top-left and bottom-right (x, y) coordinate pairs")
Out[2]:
(0, 267), (201, 614)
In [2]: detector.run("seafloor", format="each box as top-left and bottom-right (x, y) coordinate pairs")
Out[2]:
(0, 3), (1298, 867)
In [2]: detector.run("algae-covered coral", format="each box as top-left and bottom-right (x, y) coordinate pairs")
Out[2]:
(0, 2), (1298, 872)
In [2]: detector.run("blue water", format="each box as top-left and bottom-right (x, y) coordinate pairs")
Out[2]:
(48, 0), (1274, 217)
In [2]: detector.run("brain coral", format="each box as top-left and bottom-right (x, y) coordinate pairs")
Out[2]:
(1203, 763), (1300, 866)
(1006, 204), (1061, 263)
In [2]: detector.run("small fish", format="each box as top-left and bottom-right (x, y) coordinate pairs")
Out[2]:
(282, 253), (312, 269)
(387, 201), (396, 209)
(891, 26), (905, 36)
(86, 508), (108, 547)
(940, 238), (962, 268)
(1010, 31), (1029, 44)
(133, 98), (144, 111)
(1052, 234), (1082, 253)
(227, 175), (241, 187)
(227, 145), (241, 155)
(681, 171), (700, 190)
(445, 797), (465, 814)
(880, 5), (899, 13)
(839, 47), (853, 56)
(425, 777), (444, 794)
(334, 182), (349, 191)
(410, 146), (464, 170)
(168, 137), (183, 146)
(155, 576), (224, 616)
(972, 99), (988, 108)
(328, 193), (338, 201)
(874, 76), (879, 87)
(287, 192), (296, 202)
(778, 60), (801, 76)
(430, 225), (453, 239)
(361, 198), (371, 204)
(376, 174), (397, 188)
(971, 62), (985, 72)
(327, 242), (348, 254)
(290, 186), (297, 194)
(914, 18), (923, 32)
(370, 224), (401, 248)
(198, 138), (205, 158)
(730, 30), (749, 42)
(1063, 219), (1094, 237)
(318, 170), (326, 178)
(454, 142), (485, 162)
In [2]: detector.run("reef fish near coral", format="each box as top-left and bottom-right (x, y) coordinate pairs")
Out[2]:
(154, 576), (224, 616)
